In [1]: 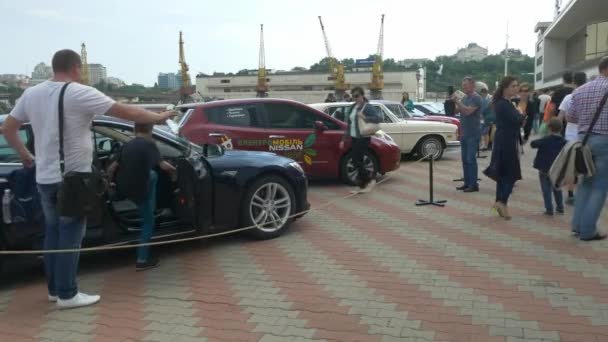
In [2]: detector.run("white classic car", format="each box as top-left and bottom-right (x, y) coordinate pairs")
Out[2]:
(309, 100), (460, 160)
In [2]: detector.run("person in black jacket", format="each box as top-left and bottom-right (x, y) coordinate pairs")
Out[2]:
(339, 86), (381, 194)
(530, 118), (567, 215)
(483, 76), (525, 219)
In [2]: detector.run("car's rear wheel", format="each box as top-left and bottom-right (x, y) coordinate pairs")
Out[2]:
(416, 136), (444, 160)
(242, 176), (295, 240)
(341, 151), (378, 186)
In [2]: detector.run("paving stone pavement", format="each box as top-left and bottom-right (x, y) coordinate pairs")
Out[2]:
(2, 146), (608, 341)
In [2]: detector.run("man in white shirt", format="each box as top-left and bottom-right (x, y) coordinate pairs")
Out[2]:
(2, 49), (174, 309)
(560, 71), (588, 205)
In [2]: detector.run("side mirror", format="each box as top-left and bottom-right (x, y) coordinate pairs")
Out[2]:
(314, 121), (328, 131)
(203, 143), (225, 157)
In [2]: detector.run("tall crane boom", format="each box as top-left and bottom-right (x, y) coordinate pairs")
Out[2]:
(318, 16), (347, 98)
(370, 14), (385, 100)
(256, 24), (269, 98)
(179, 31), (193, 103)
(80, 43), (89, 85)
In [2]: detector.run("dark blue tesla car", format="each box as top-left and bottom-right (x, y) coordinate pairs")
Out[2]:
(0, 115), (309, 269)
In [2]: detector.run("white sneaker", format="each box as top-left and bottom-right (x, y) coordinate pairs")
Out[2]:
(359, 180), (376, 193)
(48, 295), (58, 303)
(56, 292), (100, 310)
(349, 188), (361, 194)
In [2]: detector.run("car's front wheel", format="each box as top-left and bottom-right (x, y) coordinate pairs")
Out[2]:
(416, 136), (444, 160)
(340, 151), (378, 186)
(242, 175), (295, 240)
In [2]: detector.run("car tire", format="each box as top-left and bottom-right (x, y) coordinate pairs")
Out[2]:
(241, 175), (295, 240)
(340, 151), (379, 186)
(416, 136), (444, 161)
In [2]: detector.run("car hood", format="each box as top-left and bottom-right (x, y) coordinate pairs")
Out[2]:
(206, 149), (294, 168)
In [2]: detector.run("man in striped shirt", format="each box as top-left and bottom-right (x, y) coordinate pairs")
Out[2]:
(566, 56), (608, 241)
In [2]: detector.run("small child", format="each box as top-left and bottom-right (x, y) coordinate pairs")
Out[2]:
(530, 117), (567, 216)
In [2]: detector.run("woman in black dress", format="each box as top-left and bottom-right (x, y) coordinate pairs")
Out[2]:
(483, 76), (525, 219)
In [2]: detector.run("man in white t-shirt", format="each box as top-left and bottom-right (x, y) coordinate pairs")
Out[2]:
(2, 49), (174, 309)
(559, 71), (587, 205)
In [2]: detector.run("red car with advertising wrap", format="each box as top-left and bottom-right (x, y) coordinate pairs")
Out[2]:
(170, 99), (401, 185)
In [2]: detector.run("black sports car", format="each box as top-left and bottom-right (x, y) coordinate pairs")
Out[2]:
(0, 115), (309, 271)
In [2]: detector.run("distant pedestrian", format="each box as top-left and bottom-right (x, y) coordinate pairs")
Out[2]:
(483, 76), (524, 220)
(400, 92), (414, 111)
(453, 76), (483, 193)
(325, 93), (337, 103)
(107, 123), (176, 271)
(444, 86), (456, 117)
(560, 71), (587, 205)
(2, 49), (174, 309)
(538, 89), (551, 121)
(566, 57), (608, 241)
(549, 72), (575, 136)
(514, 83), (536, 143)
(339, 86), (381, 194)
(343, 93), (352, 102)
(480, 88), (495, 150)
(530, 118), (567, 216)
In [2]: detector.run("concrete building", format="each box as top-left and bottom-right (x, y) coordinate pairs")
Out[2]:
(0, 74), (30, 87)
(195, 71), (420, 103)
(454, 43), (488, 62)
(31, 63), (53, 85)
(535, 0), (608, 89)
(88, 64), (107, 86)
(158, 72), (182, 90)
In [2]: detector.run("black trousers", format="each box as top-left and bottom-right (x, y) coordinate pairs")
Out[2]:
(351, 137), (372, 188)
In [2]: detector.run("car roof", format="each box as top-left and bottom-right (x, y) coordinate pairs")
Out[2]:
(177, 98), (308, 109)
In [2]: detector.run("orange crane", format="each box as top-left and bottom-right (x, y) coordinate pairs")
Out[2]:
(256, 24), (269, 98)
(318, 16), (347, 99)
(179, 31), (193, 103)
(80, 43), (89, 85)
(369, 14), (385, 100)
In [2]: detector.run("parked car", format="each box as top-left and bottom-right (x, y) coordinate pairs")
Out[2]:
(0, 115), (309, 272)
(414, 102), (450, 116)
(172, 98), (401, 186)
(310, 101), (459, 160)
(404, 106), (462, 140)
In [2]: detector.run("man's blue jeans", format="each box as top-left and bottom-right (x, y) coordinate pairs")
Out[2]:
(136, 171), (157, 262)
(539, 172), (563, 213)
(572, 134), (608, 239)
(461, 136), (480, 188)
(38, 183), (86, 300)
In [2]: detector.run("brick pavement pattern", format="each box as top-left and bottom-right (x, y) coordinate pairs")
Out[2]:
(2, 147), (608, 341)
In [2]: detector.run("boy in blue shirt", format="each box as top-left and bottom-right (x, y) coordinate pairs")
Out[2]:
(530, 118), (567, 216)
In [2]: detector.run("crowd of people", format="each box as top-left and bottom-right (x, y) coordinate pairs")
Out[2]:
(451, 57), (608, 242)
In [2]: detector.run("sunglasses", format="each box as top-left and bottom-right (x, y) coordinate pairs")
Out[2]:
(352, 94), (361, 98)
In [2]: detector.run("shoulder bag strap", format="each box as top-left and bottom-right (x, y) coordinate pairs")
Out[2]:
(582, 91), (608, 146)
(58, 82), (71, 175)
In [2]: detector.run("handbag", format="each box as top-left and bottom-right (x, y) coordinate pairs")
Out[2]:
(357, 104), (380, 136)
(56, 82), (106, 218)
(575, 91), (608, 174)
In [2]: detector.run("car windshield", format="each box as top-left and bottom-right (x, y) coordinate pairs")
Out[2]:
(384, 104), (410, 119)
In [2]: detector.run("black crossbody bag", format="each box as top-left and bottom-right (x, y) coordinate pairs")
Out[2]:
(56, 82), (105, 218)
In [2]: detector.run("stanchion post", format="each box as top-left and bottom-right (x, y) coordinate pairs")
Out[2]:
(416, 153), (447, 207)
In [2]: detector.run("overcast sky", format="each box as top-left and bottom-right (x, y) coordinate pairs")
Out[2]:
(2, 0), (559, 86)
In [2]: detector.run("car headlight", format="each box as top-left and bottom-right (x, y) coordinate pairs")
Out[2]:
(289, 161), (305, 174)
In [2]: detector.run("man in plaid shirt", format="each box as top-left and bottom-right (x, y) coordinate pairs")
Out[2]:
(566, 56), (608, 241)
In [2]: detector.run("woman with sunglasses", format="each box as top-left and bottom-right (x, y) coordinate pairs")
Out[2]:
(339, 87), (381, 193)
(514, 83), (536, 144)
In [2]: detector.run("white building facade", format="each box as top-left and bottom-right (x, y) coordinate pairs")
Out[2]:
(88, 64), (107, 86)
(535, 0), (608, 89)
(454, 43), (488, 62)
(196, 71), (419, 103)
